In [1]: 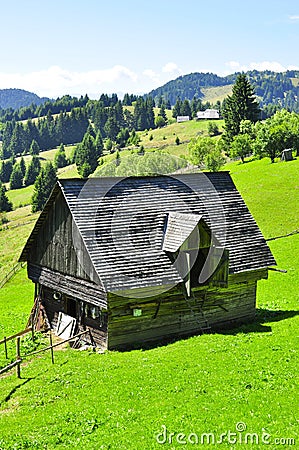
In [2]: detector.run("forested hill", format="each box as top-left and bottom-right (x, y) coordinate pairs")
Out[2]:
(0, 88), (50, 110)
(146, 70), (299, 110)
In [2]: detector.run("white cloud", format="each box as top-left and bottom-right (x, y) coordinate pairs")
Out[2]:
(289, 15), (299, 21)
(224, 60), (299, 75)
(0, 64), (185, 98)
(162, 62), (181, 74)
(142, 69), (160, 84)
(0, 65), (139, 98)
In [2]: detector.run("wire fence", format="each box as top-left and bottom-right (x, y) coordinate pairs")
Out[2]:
(0, 262), (24, 289)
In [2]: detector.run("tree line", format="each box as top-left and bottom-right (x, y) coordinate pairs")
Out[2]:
(1, 108), (89, 160)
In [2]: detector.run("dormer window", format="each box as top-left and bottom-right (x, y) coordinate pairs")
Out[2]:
(163, 212), (229, 295)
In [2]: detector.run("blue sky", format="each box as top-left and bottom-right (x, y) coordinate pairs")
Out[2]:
(0, 0), (298, 98)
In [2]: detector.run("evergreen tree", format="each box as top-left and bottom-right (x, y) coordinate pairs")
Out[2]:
(172, 98), (183, 118)
(181, 99), (192, 118)
(145, 97), (155, 129)
(0, 182), (12, 212)
(9, 122), (27, 156)
(20, 157), (26, 177)
(9, 163), (23, 189)
(94, 131), (104, 159)
(30, 139), (40, 155)
(159, 104), (167, 122)
(54, 143), (68, 169)
(0, 159), (14, 183)
(24, 156), (41, 186)
(133, 98), (148, 131)
(75, 131), (99, 177)
(222, 74), (260, 143)
(165, 99), (171, 110)
(31, 162), (57, 212)
(1, 121), (15, 159)
(116, 128), (129, 148)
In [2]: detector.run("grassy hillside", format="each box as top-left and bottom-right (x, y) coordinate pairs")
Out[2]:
(201, 85), (233, 103)
(0, 157), (298, 449)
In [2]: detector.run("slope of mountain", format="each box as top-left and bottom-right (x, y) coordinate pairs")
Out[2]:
(0, 88), (50, 110)
(147, 70), (299, 110)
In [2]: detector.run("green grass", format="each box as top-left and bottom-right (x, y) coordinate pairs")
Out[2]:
(0, 207), (38, 279)
(226, 157), (299, 238)
(0, 157), (298, 448)
(6, 185), (34, 208)
(139, 119), (224, 153)
(201, 84), (233, 103)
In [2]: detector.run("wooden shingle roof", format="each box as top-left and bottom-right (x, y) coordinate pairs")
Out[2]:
(20, 172), (276, 293)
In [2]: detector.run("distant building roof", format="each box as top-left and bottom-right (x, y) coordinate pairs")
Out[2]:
(177, 115), (190, 122)
(197, 109), (220, 119)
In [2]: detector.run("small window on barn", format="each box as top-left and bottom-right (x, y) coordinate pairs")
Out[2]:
(80, 302), (107, 327)
(163, 212), (229, 294)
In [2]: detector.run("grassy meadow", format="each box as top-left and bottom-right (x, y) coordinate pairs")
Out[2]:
(0, 154), (298, 448)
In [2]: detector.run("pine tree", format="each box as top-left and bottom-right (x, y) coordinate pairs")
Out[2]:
(0, 159), (14, 183)
(9, 163), (23, 190)
(29, 139), (40, 156)
(20, 157), (26, 177)
(9, 122), (27, 156)
(31, 162), (57, 212)
(54, 143), (68, 169)
(0, 182), (12, 212)
(94, 131), (104, 164)
(145, 97), (155, 129)
(24, 156), (41, 186)
(172, 98), (183, 118)
(181, 99), (192, 118)
(1, 121), (15, 159)
(159, 104), (167, 122)
(75, 131), (99, 177)
(222, 74), (260, 142)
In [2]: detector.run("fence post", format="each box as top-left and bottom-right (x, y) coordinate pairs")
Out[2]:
(16, 337), (21, 378)
(4, 336), (8, 359)
(49, 331), (54, 364)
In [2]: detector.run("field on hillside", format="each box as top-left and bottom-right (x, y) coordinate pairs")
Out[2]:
(201, 85), (233, 103)
(0, 157), (298, 449)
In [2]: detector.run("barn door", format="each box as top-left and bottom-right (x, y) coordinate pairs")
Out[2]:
(66, 297), (77, 318)
(55, 312), (77, 339)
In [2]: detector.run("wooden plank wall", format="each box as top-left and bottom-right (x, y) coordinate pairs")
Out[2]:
(107, 275), (262, 350)
(28, 191), (97, 282)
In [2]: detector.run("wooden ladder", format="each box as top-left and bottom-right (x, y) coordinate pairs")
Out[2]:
(182, 287), (211, 334)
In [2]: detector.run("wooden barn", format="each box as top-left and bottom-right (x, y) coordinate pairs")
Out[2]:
(19, 172), (276, 350)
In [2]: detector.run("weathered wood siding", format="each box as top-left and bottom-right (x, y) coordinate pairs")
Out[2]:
(41, 286), (108, 350)
(107, 271), (266, 350)
(28, 263), (107, 308)
(28, 190), (96, 282)
(77, 317), (108, 350)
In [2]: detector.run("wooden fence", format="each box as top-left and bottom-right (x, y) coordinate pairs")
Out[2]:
(0, 262), (24, 288)
(0, 328), (90, 378)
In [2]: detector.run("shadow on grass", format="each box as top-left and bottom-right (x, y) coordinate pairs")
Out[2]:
(119, 308), (299, 351)
(0, 377), (34, 405)
(214, 308), (299, 336)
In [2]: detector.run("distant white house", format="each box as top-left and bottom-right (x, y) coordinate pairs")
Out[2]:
(177, 115), (190, 123)
(196, 109), (220, 120)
